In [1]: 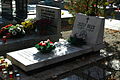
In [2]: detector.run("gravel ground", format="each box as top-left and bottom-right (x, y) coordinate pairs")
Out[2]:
(61, 28), (120, 80)
(61, 28), (120, 54)
(104, 28), (120, 54)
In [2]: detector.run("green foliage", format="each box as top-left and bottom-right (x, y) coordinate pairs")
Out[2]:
(68, 34), (86, 46)
(64, 0), (115, 23)
(65, 0), (114, 16)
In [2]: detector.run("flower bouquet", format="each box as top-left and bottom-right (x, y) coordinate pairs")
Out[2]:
(35, 39), (55, 53)
(8, 24), (25, 38)
(0, 24), (13, 38)
(21, 18), (36, 33)
(0, 24), (25, 39)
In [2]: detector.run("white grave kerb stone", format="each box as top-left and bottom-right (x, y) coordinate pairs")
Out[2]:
(36, 5), (61, 35)
(72, 13), (105, 51)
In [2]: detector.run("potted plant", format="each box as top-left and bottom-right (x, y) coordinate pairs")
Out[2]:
(64, 0), (115, 24)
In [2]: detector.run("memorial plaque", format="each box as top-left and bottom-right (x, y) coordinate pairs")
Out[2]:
(7, 44), (92, 72)
(72, 13), (105, 51)
(36, 5), (61, 35)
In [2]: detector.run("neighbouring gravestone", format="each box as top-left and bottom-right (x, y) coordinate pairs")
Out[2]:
(36, 5), (61, 36)
(72, 13), (105, 51)
(1, 0), (13, 20)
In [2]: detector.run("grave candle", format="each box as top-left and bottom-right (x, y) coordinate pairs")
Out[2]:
(15, 74), (21, 80)
(3, 71), (8, 80)
(9, 71), (14, 80)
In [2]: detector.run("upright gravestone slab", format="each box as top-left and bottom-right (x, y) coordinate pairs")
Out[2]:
(36, 5), (61, 36)
(1, 0), (13, 20)
(72, 13), (105, 51)
(15, 0), (28, 22)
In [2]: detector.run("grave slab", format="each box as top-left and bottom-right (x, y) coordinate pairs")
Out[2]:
(7, 44), (92, 72)
(0, 34), (59, 55)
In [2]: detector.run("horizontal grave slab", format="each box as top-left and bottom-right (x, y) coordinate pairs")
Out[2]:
(7, 44), (93, 72)
(0, 34), (60, 55)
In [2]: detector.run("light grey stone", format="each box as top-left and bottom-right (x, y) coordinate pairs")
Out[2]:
(36, 5), (61, 35)
(72, 13), (105, 51)
(7, 44), (92, 72)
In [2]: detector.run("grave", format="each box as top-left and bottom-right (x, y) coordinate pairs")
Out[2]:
(0, 5), (61, 55)
(7, 13), (105, 72)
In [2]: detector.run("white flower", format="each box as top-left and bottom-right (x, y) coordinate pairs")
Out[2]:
(16, 27), (21, 32)
(19, 25), (24, 28)
(22, 30), (25, 34)
(9, 28), (13, 33)
(12, 31), (17, 35)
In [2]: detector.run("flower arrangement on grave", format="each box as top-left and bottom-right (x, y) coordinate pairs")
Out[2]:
(21, 18), (36, 32)
(0, 24), (25, 39)
(64, 0), (115, 24)
(35, 39), (55, 53)
(8, 24), (25, 38)
(0, 24), (13, 38)
(35, 19), (52, 35)
(68, 34), (86, 46)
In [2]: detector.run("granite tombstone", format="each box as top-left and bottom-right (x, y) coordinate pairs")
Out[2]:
(72, 13), (105, 51)
(36, 5), (61, 36)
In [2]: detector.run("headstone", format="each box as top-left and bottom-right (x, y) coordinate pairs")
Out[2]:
(15, 0), (28, 22)
(36, 5), (61, 35)
(1, 0), (13, 20)
(72, 13), (105, 51)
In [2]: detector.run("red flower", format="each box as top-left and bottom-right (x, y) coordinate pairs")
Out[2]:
(6, 33), (11, 38)
(47, 39), (50, 42)
(2, 36), (7, 43)
(38, 43), (42, 46)
(41, 43), (46, 46)
(4, 24), (13, 28)
(1, 27), (6, 29)
(94, 4), (96, 7)
(50, 41), (53, 44)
